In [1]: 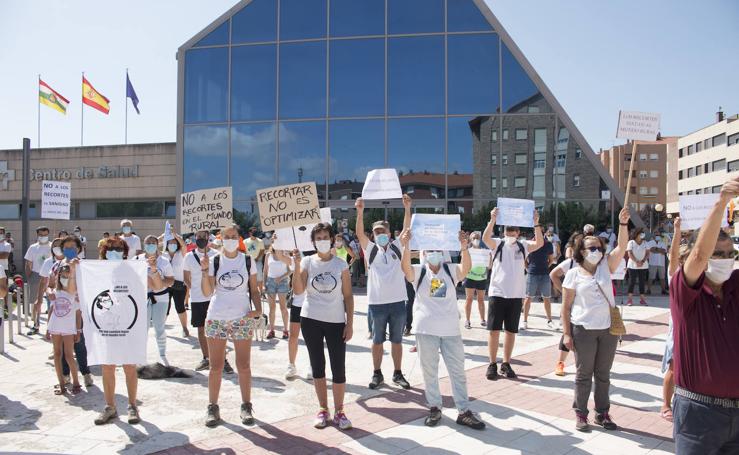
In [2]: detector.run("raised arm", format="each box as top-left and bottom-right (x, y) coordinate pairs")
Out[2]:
(528, 210), (544, 252)
(399, 229), (415, 283)
(608, 207), (630, 273)
(482, 207), (499, 249)
(458, 231), (471, 279)
(668, 217), (682, 278)
(354, 198), (369, 250)
(291, 250), (307, 295)
(402, 194), (412, 231)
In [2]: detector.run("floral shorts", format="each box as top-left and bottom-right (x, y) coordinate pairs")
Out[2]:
(205, 316), (256, 341)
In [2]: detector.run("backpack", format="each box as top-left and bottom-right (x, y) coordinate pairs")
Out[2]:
(416, 263), (453, 291)
(193, 251), (252, 290)
(493, 240), (527, 264)
(368, 242), (402, 267)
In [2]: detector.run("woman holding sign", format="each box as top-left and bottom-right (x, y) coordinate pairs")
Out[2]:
(200, 224), (261, 428)
(463, 231), (491, 329)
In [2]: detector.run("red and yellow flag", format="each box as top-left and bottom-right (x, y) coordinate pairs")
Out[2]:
(82, 76), (110, 114)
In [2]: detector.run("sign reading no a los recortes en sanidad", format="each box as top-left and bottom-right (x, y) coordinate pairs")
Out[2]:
(257, 182), (321, 231)
(616, 110), (661, 141)
(41, 180), (71, 220)
(180, 186), (233, 234)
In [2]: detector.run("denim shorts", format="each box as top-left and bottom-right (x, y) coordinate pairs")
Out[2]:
(368, 301), (406, 344)
(526, 274), (551, 298)
(265, 276), (289, 295)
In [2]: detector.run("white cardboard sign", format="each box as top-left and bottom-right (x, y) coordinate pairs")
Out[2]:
(497, 197), (535, 228)
(272, 207), (333, 251)
(257, 182), (321, 230)
(678, 194), (728, 230)
(180, 186), (233, 234)
(362, 168), (403, 200)
(616, 110), (661, 141)
(41, 180), (71, 220)
(409, 214), (461, 251)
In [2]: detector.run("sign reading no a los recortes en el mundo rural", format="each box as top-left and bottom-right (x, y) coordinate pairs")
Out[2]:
(616, 110), (661, 141)
(41, 180), (71, 220)
(180, 186), (233, 234)
(257, 182), (321, 231)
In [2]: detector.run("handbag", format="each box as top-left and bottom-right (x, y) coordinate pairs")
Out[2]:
(595, 281), (626, 336)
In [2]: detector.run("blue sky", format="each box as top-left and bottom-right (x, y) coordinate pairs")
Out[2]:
(0, 0), (736, 152)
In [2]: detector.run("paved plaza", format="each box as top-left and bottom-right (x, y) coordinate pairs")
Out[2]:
(1, 291), (675, 454)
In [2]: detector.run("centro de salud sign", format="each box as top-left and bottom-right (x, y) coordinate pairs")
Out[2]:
(31, 165), (139, 181)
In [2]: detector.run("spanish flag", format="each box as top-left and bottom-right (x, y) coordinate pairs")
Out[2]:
(39, 79), (69, 114)
(82, 76), (110, 114)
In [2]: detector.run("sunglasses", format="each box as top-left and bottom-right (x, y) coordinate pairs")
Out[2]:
(712, 250), (739, 260)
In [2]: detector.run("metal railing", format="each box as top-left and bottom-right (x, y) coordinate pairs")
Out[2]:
(1, 284), (29, 354)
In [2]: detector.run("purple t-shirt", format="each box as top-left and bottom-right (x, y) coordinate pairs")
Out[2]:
(670, 267), (739, 399)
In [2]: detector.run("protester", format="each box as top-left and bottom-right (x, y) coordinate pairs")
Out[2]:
(163, 233), (189, 337)
(482, 208), (543, 380)
(522, 233), (555, 330)
(333, 235), (356, 268)
(355, 195), (412, 391)
(670, 176), (739, 454)
(245, 227), (265, 295)
(660, 217), (682, 423)
(399, 230), (486, 430)
(0, 226), (12, 276)
(136, 236), (175, 366)
(97, 232), (110, 257)
(263, 246), (293, 339)
(463, 231), (491, 329)
(562, 207), (630, 432)
(120, 219), (143, 257)
(626, 228), (649, 306)
(26, 226), (52, 335)
(47, 262), (82, 395)
(184, 230), (231, 373)
(95, 237), (141, 425)
(201, 224), (261, 427)
(73, 226), (87, 259)
(292, 223), (354, 430)
(647, 232), (668, 295)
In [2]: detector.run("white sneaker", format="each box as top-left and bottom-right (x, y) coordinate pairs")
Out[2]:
(546, 320), (554, 330)
(521, 321), (528, 330)
(557, 321), (563, 332)
(285, 364), (297, 379)
(306, 370), (313, 381)
(160, 356), (170, 367)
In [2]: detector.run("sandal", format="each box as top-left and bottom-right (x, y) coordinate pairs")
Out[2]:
(660, 408), (673, 422)
(71, 384), (82, 395)
(54, 386), (67, 396)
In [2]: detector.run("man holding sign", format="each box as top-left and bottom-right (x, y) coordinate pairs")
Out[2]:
(355, 194), (412, 391)
(482, 207), (543, 380)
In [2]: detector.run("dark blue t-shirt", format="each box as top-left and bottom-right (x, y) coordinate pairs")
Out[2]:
(527, 240), (553, 275)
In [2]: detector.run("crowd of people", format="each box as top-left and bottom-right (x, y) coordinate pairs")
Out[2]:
(9, 176), (739, 454)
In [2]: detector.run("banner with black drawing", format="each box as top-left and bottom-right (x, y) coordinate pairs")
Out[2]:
(76, 260), (148, 365)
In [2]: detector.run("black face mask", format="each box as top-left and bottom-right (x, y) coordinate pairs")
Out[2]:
(195, 238), (208, 249)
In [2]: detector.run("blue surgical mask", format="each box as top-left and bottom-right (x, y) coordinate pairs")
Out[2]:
(122, 226), (132, 234)
(167, 243), (178, 253)
(106, 250), (123, 261)
(144, 244), (158, 255)
(426, 252), (443, 266)
(62, 247), (77, 260)
(376, 234), (390, 247)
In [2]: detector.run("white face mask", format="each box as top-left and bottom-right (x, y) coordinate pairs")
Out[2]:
(52, 246), (63, 257)
(705, 258), (735, 284)
(222, 239), (239, 253)
(315, 240), (331, 254)
(38, 236), (49, 244)
(505, 235), (518, 245)
(639, 233), (646, 240)
(60, 277), (69, 288)
(471, 239), (480, 247)
(584, 250), (603, 265)
(426, 252), (443, 266)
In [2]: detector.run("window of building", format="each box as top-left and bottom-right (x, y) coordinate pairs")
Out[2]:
(388, 35), (444, 115)
(515, 129), (528, 140)
(491, 154), (497, 165)
(687, 190), (694, 195)
(625, 154), (632, 162)
(0, 203), (20, 219)
(729, 159), (739, 172)
(712, 159), (726, 172)
(448, 33), (500, 114)
(712, 134), (726, 147)
(575, 148), (582, 159)
(491, 178), (496, 189)
(696, 165), (703, 176)
(679, 148), (684, 158)
(534, 159), (545, 169)
(630, 186), (636, 194)
(687, 145), (694, 155)
(712, 185), (722, 193)
(729, 132), (739, 146)
(696, 188), (703, 194)
(406, 185), (414, 194)
(639, 170), (648, 178)
(704, 138), (711, 149)
(573, 174), (581, 187)
(502, 154), (508, 165)
(649, 187), (658, 195)
(527, 106), (540, 113)
(533, 175), (545, 197)
(556, 154), (566, 168)
(533, 128), (547, 153)
(649, 153), (658, 160)
(514, 176), (526, 187)
(492, 130), (498, 142)
(639, 153), (647, 161)
(696, 142), (703, 153)
(430, 186), (440, 198)
(687, 168), (694, 178)
(650, 170), (658, 178)
(515, 153), (527, 164)
(502, 129), (509, 140)
(678, 170), (683, 180)
(705, 187), (712, 194)
(96, 201), (168, 218)
(502, 177), (508, 188)
(639, 187), (648, 195)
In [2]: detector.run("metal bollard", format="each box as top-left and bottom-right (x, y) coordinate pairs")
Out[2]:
(23, 286), (29, 327)
(8, 292), (13, 344)
(16, 289), (21, 336)
(0, 298), (5, 353)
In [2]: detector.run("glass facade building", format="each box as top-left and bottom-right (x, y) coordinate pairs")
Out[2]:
(177, 0), (626, 229)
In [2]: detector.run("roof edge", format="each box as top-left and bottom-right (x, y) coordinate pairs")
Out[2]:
(178, 0), (254, 54)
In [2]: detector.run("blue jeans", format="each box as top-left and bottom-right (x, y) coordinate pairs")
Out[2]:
(674, 394), (739, 455)
(368, 301), (406, 344)
(416, 334), (470, 412)
(62, 332), (90, 376)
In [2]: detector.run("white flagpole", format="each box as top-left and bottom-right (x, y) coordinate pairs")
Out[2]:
(80, 71), (85, 146)
(125, 68), (128, 145)
(37, 74), (41, 150)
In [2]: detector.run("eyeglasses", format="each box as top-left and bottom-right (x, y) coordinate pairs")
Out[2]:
(712, 250), (739, 260)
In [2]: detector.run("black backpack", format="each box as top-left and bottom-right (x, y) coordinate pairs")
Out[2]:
(368, 242), (402, 267)
(193, 252), (253, 294)
(493, 240), (527, 264)
(416, 263), (453, 290)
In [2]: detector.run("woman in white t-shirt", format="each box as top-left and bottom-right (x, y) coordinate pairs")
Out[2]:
(200, 224), (261, 428)
(48, 261), (82, 395)
(626, 228), (649, 306)
(548, 235), (582, 377)
(263, 246), (293, 339)
(162, 233), (189, 337)
(399, 230), (486, 430)
(562, 207), (630, 433)
(292, 222), (354, 431)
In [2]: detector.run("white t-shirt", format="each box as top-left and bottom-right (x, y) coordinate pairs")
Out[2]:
(184, 249), (219, 302)
(25, 242), (52, 274)
(134, 254), (174, 293)
(266, 252), (291, 279)
(0, 240), (12, 270)
(39, 257), (64, 280)
(47, 290), (80, 335)
(552, 258), (577, 277)
(562, 261), (615, 330)
(77, 235), (87, 259)
(648, 240), (666, 267)
(292, 291), (306, 308)
(122, 234), (142, 257)
(207, 252), (256, 320)
(412, 264), (462, 337)
(487, 238), (532, 299)
(627, 240), (650, 269)
(300, 255), (348, 323)
(364, 240), (408, 305)
(467, 248), (492, 281)
(162, 251), (185, 282)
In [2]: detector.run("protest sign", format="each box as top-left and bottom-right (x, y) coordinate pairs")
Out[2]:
(41, 180), (71, 220)
(273, 207), (333, 251)
(257, 182), (321, 231)
(362, 169), (403, 200)
(180, 186), (233, 234)
(470, 248), (493, 268)
(410, 214), (461, 251)
(163, 220), (173, 242)
(616, 111), (661, 141)
(77, 260), (148, 366)
(679, 194), (729, 230)
(497, 197), (535, 228)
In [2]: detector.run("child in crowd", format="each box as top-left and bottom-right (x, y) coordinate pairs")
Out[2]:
(48, 262), (82, 395)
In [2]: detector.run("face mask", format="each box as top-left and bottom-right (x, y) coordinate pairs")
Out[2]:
(63, 248), (77, 260)
(547, 227), (554, 233)
(639, 233), (646, 240)
(315, 240), (331, 254)
(38, 236), (49, 244)
(167, 243), (178, 253)
(52, 246), (63, 257)
(106, 250), (123, 261)
(145, 244), (158, 255)
(60, 277), (69, 288)
(376, 234), (390, 247)
(505, 235), (517, 245)
(607, 228), (613, 234)
(74, 231), (81, 237)
(122, 226), (132, 234)
(585, 250), (603, 265)
(472, 239), (480, 247)
(195, 238), (208, 250)
(546, 235), (553, 241)
(223, 239), (239, 253)
(705, 258), (735, 284)
(426, 252), (443, 266)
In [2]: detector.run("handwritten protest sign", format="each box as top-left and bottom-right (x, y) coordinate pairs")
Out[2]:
(41, 180), (71, 220)
(497, 197), (535, 228)
(257, 182), (321, 231)
(180, 186), (233, 234)
(362, 169), (402, 200)
(410, 214), (461, 251)
(616, 111), (661, 141)
(273, 207), (333, 251)
(679, 194), (728, 230)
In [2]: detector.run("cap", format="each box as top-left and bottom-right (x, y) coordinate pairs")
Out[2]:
(372, 221), (389, 232)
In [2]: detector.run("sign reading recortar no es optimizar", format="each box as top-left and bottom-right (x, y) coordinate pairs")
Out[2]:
(257, 182), (321, 231)
(180, 186), (233, 234)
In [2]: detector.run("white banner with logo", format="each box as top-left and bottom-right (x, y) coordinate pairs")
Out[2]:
(77, 260), (148, 365)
